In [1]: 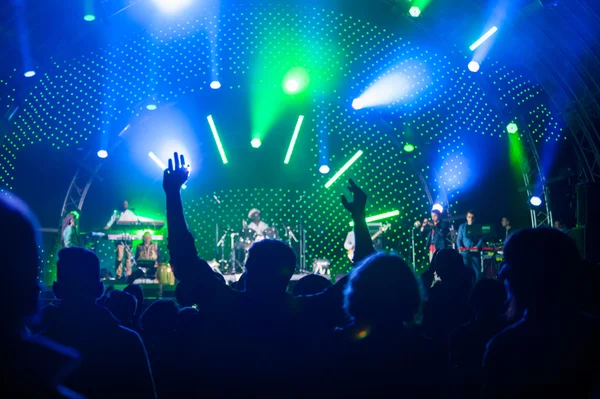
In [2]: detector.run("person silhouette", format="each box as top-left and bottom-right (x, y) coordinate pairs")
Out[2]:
(42, 247), (156, 399)
(0, 193), (83, 398)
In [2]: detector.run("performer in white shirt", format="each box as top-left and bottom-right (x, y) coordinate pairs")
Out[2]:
(104, 200), (137, 278)
(246, 208), (269, 236)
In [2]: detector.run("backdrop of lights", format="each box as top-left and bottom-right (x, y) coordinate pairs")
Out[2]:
(0, 3), (566, 278)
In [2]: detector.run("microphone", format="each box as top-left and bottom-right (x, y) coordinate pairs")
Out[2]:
(414, 220), (422, 229)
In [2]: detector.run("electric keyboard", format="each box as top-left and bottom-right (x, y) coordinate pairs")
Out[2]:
(104, 233), (164, 241)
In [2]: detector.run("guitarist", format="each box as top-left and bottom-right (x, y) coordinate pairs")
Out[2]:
(345, 224), (389, 261)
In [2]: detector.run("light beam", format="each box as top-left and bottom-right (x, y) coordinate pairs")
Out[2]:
(207, 115), (228, 164)
(325, 150), (364, 188)
(284, 115), (304, 164)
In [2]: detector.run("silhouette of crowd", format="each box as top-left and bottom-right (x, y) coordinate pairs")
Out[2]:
(2, 152), (598, 398)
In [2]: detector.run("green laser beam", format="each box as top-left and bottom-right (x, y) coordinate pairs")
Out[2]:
(207, 115), (228, 164)
(324, 150), (364, 188)
(284, 115), (304, 164)
(349, 210), (400, 226)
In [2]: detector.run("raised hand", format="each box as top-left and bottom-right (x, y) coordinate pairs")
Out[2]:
(163, 152), (189, 193)
(341, 179), (367, 217)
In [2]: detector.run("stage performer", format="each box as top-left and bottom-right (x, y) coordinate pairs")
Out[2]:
(457, 210), (484, 280)
(61, 212), (80, 248)
(420, 209), (449, 262)
(104, 200), (137, 278)
(246, 208), (269, 235)
(501, 216), (514, 242)
(135, 231), (160, 266)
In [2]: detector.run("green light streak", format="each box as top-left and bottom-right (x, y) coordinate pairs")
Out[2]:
(469, 26), (499, 51)
(349, 210), (400, 226)
(284, 115), (304, 164)
(325, 150), (364, 188)
(207, 115), (228, 164)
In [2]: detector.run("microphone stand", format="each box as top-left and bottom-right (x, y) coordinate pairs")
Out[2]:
(411, 227), (416, 272)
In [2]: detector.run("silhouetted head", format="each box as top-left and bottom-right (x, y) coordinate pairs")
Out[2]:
(244, 239), (296, 295)
(432, 248), (464, 281)
(0, 194), (41, 333)
(501, 228), (580, 312)
(501, 217), (511, 228)
(141, 299), (179, 337)
(293, 274), (332, 296)
(344, 252), (422, 327)
(469, 278), (507, 320)
(106, 290), (137, 326)
(54, 247), (103, 305)
(123, 284), (144, 315)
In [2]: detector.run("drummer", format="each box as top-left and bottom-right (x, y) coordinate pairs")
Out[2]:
(247, 208), (269, 236)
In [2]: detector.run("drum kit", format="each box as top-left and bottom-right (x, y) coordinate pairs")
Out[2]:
(214, 222), (308, 274)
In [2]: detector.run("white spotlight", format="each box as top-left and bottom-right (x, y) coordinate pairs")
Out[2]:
(97, 150), (108, 159)
(152, 0), (193, 14)
(352, 98), (364, 110)
(432, 203), (444, 213)
(468, 61), (480, 73)
(24, 70), (36, 78)
(210, 81), (221, 90)
(319, 165), (330, 174)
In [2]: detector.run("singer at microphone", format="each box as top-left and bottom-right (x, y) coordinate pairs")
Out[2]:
(419, 209), (450, 262)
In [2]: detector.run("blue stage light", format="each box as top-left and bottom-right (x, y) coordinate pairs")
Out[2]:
(24, 70), (36, 78)
(97, 150), (108, 159)
(530, 196), (542, 207)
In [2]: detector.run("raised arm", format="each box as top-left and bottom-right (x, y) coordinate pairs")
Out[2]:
(163, 153), (211, 283)
(341, 179), (374, 264)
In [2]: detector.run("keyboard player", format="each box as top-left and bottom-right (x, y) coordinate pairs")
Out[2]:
(135, 232), (160, 276)
(104, 200), (137, 278)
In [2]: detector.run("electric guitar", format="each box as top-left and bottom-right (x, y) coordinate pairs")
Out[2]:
(347, 224), (391, 260)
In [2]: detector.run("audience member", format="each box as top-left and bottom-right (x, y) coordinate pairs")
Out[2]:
(482, 228), (600, 397)
(41, 247), (156, 399)
(163, 153), (371, 396)
(123, 284), (145, 330)
(332, 252), (442, 397)
(292, 274), (333, 296)
(140, 300), (179, 399)
(449, 278), (507, 398)
(0, 194), (83, 398)
(422, 249), (473, 342)
(106, 290), (137, 329)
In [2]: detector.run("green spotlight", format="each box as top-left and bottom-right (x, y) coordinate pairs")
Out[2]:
(507, 123), (519, 134)
(325, 150), (364, 189)
(409, 6), (421, 17)
(284, 115), (304, 164)
(349, 210), (400, 226)
(403, 143), (415, 152)
(83, 14), (96, 22)
(207, 115), (228, 164)
(282, 67), (309, 95)
(251, 138), (262, 148)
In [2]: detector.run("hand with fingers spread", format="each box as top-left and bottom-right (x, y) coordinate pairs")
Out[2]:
(341, 179), (367, 218)
(163, 152), (189, 193)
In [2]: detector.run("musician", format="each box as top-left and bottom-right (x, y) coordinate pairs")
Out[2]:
(457, 210), (484, 280)
(104, 200), (136, 279)
(135, 232), (160, 267)
(501, 216), (513, 241)
(420, 209), (449, 262)
(246, 208), (268, 235)
(344, 225), (386, 260)
(61, 212), (80, 248)
(553, 219), (569, 234)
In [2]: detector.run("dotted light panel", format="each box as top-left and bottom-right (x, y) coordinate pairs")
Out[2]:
(0, 3), (565, 277)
